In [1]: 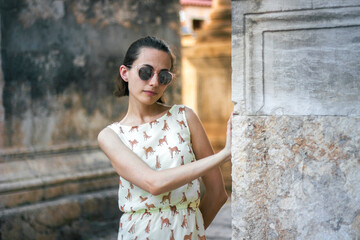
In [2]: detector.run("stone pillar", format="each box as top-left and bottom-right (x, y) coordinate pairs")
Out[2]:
(182, 0), (232, 189)
(231, 1), (360, 239)
(196, 0), (231, 42)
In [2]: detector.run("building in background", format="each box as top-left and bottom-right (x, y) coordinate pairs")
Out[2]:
(180, 0), (232, 192)
(180, 0), (212, 46)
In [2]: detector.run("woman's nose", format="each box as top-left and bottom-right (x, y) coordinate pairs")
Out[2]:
(149, 72), (159, 86)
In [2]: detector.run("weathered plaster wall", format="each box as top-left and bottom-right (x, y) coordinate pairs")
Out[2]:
(231, 1), (360, 239)
(0, 0), (181, 239)
(1, 0), (181, 150)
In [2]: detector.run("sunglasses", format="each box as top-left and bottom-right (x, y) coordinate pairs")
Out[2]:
(127, 64), (175, 85)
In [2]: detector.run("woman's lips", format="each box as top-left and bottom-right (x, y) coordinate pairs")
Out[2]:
(143, 90), (157, 96)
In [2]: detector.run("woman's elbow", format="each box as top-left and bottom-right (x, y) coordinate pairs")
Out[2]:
(148, 187), (162, 196)
(143, 174), (165, 196)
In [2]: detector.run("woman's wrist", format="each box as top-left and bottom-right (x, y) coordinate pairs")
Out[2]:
(218, 148), (231, 163)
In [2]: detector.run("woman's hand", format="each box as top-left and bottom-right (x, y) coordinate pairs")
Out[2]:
(221, 113), (233, 162)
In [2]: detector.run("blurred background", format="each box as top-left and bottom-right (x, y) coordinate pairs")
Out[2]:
(0, 0), (232, 239)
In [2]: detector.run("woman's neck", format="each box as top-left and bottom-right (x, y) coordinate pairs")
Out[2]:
(122, 100), (168, 126)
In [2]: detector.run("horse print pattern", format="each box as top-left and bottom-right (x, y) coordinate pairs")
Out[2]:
(107, 105), (205, 240)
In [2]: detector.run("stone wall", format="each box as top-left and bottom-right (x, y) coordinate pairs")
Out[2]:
(231, 1), (360, 239)
(1, 0), (181, 150)
(0, 0), (181, 239)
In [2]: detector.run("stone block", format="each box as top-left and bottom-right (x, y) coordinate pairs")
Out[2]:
(0, 189), (120, 240)
(0, 149), (118, 209)
(231, 115), (360, 239)
(232, 1), (360, 239)
(231, 2), (360, 115)
(243, 7), (360, 115)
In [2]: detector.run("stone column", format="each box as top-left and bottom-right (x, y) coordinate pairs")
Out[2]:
(196, 0), (231, 42)
(182, 0), (232, 189)
(231, 1), (360, 239)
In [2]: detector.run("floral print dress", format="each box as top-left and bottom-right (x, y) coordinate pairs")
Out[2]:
(107, 105), (206, 240)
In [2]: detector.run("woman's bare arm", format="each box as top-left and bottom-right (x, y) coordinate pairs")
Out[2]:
(97, 122), (231, 195)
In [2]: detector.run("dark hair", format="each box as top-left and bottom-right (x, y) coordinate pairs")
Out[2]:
(114, 36), (175, 103)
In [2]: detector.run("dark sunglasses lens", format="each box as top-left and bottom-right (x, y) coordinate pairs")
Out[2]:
(138, 66), (153, 80)
(158, 71), (173, 85)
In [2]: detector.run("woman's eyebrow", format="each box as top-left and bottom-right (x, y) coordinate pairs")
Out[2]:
(143, 64), (153, 68)
(143, 64), (169, 71)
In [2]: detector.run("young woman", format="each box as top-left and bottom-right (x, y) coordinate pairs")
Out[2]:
(98, 36), (231, 240)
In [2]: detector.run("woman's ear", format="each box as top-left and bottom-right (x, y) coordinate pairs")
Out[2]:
(119, 65), (129, 82)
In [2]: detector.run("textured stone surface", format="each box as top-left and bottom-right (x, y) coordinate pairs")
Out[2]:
(0, 189), (119, 240)
(231, 1), (360, 116)
(243, 7), (360, 115)
(0, 149), (117, 209)
(263, 26), (360, 115)
(232, 116), (360, 239)
(232, 1), (360, 239)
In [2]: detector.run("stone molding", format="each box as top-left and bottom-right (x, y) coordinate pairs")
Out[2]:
(246, 7), (360, 115)
(0, 148), (117, 209)
(0, 141), (99, 162)
(232, 4), (360, 116)
(0, 189), (120, 240)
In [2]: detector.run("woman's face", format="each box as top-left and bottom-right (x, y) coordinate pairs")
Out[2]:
(123, 47), (172, 106)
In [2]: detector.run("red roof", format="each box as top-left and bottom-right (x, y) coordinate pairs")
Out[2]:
(180, 0), (212, 7)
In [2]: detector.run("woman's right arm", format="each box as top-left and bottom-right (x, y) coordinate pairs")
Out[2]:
(97, 126), (231, 195)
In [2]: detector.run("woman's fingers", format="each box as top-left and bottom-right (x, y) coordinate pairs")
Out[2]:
(225, 113), (233, 153)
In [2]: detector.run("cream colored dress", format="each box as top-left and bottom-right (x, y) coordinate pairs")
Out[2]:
(107, 105), (206, 240)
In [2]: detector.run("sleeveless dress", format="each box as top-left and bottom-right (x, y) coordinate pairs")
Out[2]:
(107, 104), (206, 240)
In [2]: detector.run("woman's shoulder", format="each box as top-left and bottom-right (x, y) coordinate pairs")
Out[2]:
(101, 121), (123, 138)
(171, 105), (201, 129)
(167, 104), (194, 113)
(97, 125), (121, 145)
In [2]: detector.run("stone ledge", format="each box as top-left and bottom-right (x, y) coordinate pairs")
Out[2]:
(0, 149), (118, 209)
(0, 189), (120, 240)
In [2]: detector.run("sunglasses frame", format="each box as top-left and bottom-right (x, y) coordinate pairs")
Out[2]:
(126, 64), (175, 85)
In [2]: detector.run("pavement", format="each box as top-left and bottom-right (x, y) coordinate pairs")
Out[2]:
(205, 201), (232, 240)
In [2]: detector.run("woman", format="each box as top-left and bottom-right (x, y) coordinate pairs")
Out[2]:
(98, 36), (231, 240)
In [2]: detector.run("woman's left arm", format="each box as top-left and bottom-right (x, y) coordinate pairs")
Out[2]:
(186, 107), (229, 229)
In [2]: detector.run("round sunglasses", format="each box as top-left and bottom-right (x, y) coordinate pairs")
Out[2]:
(127, 64), (175, 85)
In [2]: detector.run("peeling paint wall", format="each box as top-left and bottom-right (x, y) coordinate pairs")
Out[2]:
(231, 1), (360, 239)
(0, 0), (182, 150)
(0, 1), (181, 238)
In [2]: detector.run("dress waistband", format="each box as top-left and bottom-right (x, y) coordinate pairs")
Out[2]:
(124, 199), (200, 215)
